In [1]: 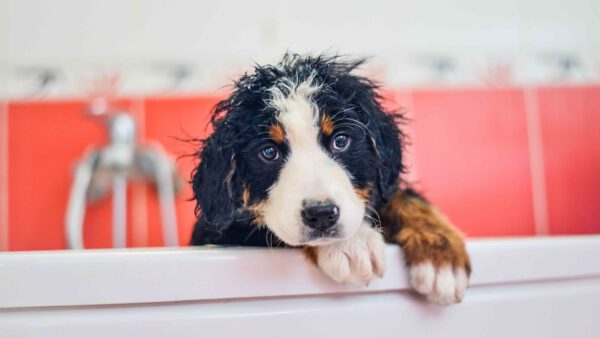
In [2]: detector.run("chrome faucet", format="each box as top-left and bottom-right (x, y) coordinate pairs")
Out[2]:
(65, 98), (182, 249)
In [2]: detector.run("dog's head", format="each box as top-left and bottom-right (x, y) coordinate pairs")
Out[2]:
(193, 54), (403, 246)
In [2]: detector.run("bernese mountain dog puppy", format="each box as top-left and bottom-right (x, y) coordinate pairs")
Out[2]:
(190, 53), (471, 304)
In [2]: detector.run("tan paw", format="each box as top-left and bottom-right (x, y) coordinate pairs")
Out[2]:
(399, 227), (472, 305)
(379, 188), (472, 305)
(311, 225), (386, 286)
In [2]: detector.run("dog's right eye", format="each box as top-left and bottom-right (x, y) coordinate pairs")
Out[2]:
(331, 133), (351, 152)
(259, 146), (280, 162)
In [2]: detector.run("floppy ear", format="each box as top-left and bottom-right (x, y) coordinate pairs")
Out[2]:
(371, 111), (403, 203)
(192, 124), (241, 234)
(354, 87), (404, 204)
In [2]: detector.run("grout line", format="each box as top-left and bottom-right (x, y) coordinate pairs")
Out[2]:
(524, 88), (550, 236)
(0, 100), (8, 251)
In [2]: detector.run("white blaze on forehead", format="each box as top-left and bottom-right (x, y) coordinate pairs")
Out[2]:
(268, 74), (320, 145)
(261, 75), (366, 246)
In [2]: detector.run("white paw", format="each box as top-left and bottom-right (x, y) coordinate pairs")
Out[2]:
(315, 225), (386, 286)
(409, 262), (469, 305)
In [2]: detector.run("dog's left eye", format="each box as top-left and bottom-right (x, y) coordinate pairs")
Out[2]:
(259, 145), (280, 162)
(331, 133), (351, 152)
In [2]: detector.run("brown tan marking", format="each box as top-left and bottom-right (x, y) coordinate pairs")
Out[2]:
(320, 114), (334, 136)
(380, 189), (471, 275)
(303, 247), (318, 264)
(249, 201), (266, 225)
(354, 187), (372, 201)
(242, 183), (250, 208)
(269, 124), (285, 143)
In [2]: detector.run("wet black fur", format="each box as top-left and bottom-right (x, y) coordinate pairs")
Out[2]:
(191, 53), (404, 246)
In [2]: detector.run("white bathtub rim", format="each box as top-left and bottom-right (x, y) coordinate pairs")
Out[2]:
(1, 235), (599, 309)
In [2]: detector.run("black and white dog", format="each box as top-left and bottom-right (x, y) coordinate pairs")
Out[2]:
(191, 54), (471, 304)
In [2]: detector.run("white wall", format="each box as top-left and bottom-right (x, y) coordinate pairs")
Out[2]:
(1, 0), (599, 97)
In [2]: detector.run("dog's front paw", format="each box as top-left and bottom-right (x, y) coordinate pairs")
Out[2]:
(307, 225), (386, 286)
(409, 261), (469, 305)
(399, 228), (471, 305)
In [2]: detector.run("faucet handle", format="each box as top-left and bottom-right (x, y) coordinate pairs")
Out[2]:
(88, 96), (111, 116)
(87, 96), (126, 118)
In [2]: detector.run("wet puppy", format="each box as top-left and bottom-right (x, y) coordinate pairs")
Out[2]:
(190, 54), (471, 304)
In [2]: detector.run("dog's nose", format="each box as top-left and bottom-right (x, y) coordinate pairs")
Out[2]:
(301, 203), (340, 230)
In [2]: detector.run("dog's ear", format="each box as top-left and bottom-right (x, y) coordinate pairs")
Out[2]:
(192, 123), (241, 233)
(371, 111), (403, 203)
(354, 88), (404, 204)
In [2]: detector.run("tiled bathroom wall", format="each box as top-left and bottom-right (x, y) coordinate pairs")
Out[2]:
(536, 87), (600, 235)
(1, 86), (599, 251)
(407, 88), (537, 237)
(1, 96), (220, 251)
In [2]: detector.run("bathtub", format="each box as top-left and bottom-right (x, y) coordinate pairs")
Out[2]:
(1, 235), (599, 338)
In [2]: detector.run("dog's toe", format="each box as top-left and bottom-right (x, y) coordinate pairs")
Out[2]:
(315, 225), (386, 286)
(409, 262), (469, 305)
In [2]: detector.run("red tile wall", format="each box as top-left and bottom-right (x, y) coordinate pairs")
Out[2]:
(537, 86), (600, 235)
(5, 96), (221, 250)
(1, 86), (599, 251)
(8, 100), (111, 250)
(409, 89), (536, 237)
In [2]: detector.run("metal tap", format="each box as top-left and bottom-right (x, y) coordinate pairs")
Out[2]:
(65, 98), (181, 249)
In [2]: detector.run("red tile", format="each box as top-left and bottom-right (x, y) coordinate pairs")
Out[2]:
(9, 101), (101, 250)
(410, 88), (536, 237)
(537, 86), (600, 235)
(144, 95), (224, 246)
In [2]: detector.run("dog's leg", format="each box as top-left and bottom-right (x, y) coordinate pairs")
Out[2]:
(380, 188), (471, 305)
(305, 223), (386, 286)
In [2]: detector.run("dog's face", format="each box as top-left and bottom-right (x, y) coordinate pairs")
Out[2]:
(247, 75), (374, 246)
(193, 54), (403, 246)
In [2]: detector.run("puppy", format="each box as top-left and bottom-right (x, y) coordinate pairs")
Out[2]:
(190, 54), (471, 304)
